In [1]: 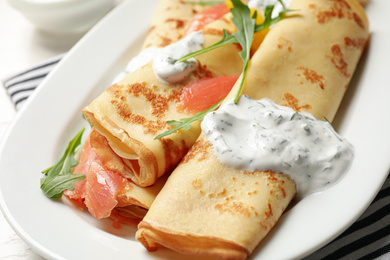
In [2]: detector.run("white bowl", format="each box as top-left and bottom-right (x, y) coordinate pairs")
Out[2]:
(7, 0), (116, 35)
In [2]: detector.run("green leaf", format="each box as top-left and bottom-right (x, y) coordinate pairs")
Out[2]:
(41, 174), (86, 199)
(155, 101), (222, 139)
(229, 0), (256, 103)
(156, 0), (291, 139)
(254, 2), (294, 33)
(177, 30), (237, 63)
(230, 0), (255, 61)
(41, 128), (86, 199)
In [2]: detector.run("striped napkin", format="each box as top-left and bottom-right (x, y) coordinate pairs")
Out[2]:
(2, 54), (64, 110)
(1, 57), (389, 260)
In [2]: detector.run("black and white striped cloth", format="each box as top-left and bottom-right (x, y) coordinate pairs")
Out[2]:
(1, 57), (389, 260)
(2, 54), (64, 110)
(305, 174), (390, 260)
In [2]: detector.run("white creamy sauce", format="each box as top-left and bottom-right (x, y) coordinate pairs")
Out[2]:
(247, 0), (292, 18)
(112, 31), (204, 84)
(152, 31), (204, 84)
(201, 95), (354, 199)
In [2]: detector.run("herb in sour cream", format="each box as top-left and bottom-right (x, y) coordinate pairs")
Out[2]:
(153, 31), (204, 84)
(112, 32), (204, 84)
(201, 95), (354, 200)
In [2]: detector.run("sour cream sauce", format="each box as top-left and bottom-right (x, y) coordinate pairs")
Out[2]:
(153, 31), (204, 84)
(201, 95), (354, 199)
(113, 32), (204, 84)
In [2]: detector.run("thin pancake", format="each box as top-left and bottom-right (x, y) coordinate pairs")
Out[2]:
(225, 0), (369, 122)
(137, 134), (296, 259)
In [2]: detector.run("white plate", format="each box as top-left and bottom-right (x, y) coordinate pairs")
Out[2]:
(1, 0), (390, 259)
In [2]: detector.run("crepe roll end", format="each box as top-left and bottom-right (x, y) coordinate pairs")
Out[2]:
(83, 109), (158, 187)
(109, 205), (148, 227)
(136, 223), (249, 260)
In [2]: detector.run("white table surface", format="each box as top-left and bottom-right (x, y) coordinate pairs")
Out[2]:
(0, 0), (117, 258)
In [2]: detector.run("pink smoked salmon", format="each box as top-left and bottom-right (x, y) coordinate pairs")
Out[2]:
(64, 129), (132, 219)
(177, 74), (239, 114)
(64, 132), (99, 201)
(184, 3), (229, 36)
(84, 162), (131, 219)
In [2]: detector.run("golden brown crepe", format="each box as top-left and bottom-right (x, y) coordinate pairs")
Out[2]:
(225, 0), (369, 122)
(83, 12), (243, 187)
(136, 0), (369, 258)
(137, 135), (296, 259)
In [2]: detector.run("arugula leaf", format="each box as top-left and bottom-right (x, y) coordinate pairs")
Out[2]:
(255, 3), (293, 32)
(156, 0), (251, 139)
(229, 0), (256, 103)
(155, 101), (222, 139)
(177, 30), (236, 63)
(177, 0), (260, 103)
(40, 128), (86, 199)
(156, 0), (291, 139)
(156, 0), (253, 140)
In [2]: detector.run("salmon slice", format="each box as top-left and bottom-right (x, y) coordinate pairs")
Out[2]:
(64, 129), (133, 219)
(84, 162), (131, 219)
(184, 3), (229, 36)
(177, 75), (239, 114)
(64, 131), (101, 200)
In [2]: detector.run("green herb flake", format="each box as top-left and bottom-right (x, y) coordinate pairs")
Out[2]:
(40, 128), (86, 199)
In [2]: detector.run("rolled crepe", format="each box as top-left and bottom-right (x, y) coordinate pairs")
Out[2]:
(89, 128), (170, 214)
(64, 129), (169, 224)
(136, 0), (369, 258)
(225, 0), (369, 122)
(137, 135), (296, 259)
(85, 129), (169, 209)
(83, 12), (243, 187)
(65, 1), (218, 224)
